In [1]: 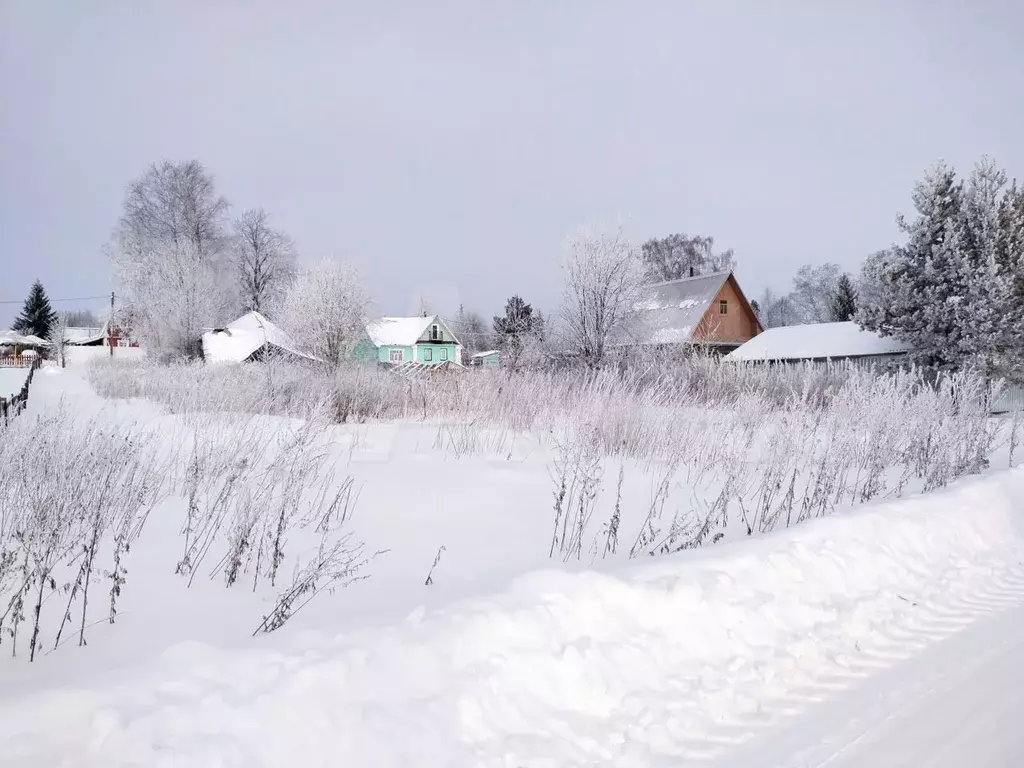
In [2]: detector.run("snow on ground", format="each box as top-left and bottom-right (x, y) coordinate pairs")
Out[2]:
(0, 367), (29, 398)
(2, 359), (1024, 766)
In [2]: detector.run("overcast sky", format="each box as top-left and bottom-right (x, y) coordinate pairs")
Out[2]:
(2, 1), (1023, 327)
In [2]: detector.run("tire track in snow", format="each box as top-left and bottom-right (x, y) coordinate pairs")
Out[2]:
(705, 559), (1024, 766)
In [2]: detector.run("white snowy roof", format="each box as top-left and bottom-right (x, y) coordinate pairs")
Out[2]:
(472, 350), (499, 358)
(0, 330), (49, 346)
(365, 315), (461, 347)
(201, 312), (318, 364)
(727, 322), (915, 362)
(618, 272), (734, 345)
(65, 326), (104, 342)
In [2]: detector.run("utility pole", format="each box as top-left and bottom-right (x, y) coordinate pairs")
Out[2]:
(109, 290), (115, 357)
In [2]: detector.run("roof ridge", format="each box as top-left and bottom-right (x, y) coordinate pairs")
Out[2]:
(644, 270), (732, 288)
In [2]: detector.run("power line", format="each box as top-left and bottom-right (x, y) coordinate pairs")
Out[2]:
(0, 295), (110, 305)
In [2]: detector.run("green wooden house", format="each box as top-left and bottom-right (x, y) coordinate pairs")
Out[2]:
(362, 315), (463, 366)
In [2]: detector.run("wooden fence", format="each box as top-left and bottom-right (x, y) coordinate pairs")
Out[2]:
(0, 357), (40, 426)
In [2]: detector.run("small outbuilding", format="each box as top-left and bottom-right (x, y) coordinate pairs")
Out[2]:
(471, 350), (500, 368)
(202, 312), (319, 364)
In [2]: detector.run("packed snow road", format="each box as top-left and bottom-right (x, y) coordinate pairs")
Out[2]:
(728, 600), (1024, 767)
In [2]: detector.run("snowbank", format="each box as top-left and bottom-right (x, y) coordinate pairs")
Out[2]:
(728, 321), (914, 361)
(3, 468), (1024, 767)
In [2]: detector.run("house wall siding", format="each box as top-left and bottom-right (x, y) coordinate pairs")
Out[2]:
(694, 278), (761, 344)
(414, 344), (458, 364)
(378, 345), (415, 363)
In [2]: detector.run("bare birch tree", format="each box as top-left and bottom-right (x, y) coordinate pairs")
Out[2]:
(109, 160), (233, 358)
(559, 223), (645, 366)
(232, 207), (297, 315)
(279, 260), (372, 366)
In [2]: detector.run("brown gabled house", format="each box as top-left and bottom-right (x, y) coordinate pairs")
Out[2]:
(620, 270), (763, 353)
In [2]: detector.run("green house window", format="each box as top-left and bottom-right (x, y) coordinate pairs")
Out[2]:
(440, 348), (448, 361)
(424, 348), (432, 362)
(389, 349), (403, 363)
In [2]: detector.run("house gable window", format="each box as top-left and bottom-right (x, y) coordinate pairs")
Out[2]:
(424, 348), (432, 362)
(389, 349), (403, 363)
(719, 299), (728, 315)
(431, 324), (440, 341)
(440, 348), (448, 361)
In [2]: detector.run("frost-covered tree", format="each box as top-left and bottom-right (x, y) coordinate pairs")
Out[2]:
(560, 223), (645, 366)
(12, 280), (57, 338)
(232, 207), (296, 316)
(995, 184), (1024, 378)
(828, 274), (858, 322)
(789, 263), (842, 323)
(755, 287), (797, 328)
(855, 250), (892, 319)
(953, 158), (1009, 373)
(452, 304), (490, 354)
(65, 309), (102, 328)
(279, 260), (371, 366)
(640, 233), (735, 282)
(109, 160), (233, 358)
(856, 157), (1007, 370)
(47, 312), (70, 368)
(493, 295), (541, 370)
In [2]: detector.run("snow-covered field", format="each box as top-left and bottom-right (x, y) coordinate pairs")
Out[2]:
(0, 367), (29, 399)
(2, 355), (1023, 766)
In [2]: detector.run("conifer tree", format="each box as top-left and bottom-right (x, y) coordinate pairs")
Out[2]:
(828, 274), (858, 321)
(12, 280), (57, 338)
(858, 162), (966, 369)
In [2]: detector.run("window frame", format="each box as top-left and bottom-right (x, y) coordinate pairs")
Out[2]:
(424, 348), (432, 362)
(719, 299), (728, 315)
(440, 348), (448, 361)
(389, 348), (404, 363)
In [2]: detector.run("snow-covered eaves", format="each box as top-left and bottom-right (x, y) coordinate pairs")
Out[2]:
(727, 321), (914, 362)
(201, 312), (320, 364)
(472, 350), (499, 358)
(366, 316), (462, 347)
(617, 272), (732, 346)
(0, 330), (50, 346)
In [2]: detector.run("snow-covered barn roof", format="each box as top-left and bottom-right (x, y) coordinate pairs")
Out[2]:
(472, 350), (499, 358)
(202, 312), (318, 364)
(619, 272), (734, 345)
(726, 321), (914, 362)
(365, 315), (461, 347)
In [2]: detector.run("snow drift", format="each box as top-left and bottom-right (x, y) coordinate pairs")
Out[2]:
(3, 468), (1024, 767)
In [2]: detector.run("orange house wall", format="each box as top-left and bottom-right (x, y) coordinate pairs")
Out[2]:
(693, 278), (762, 344)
